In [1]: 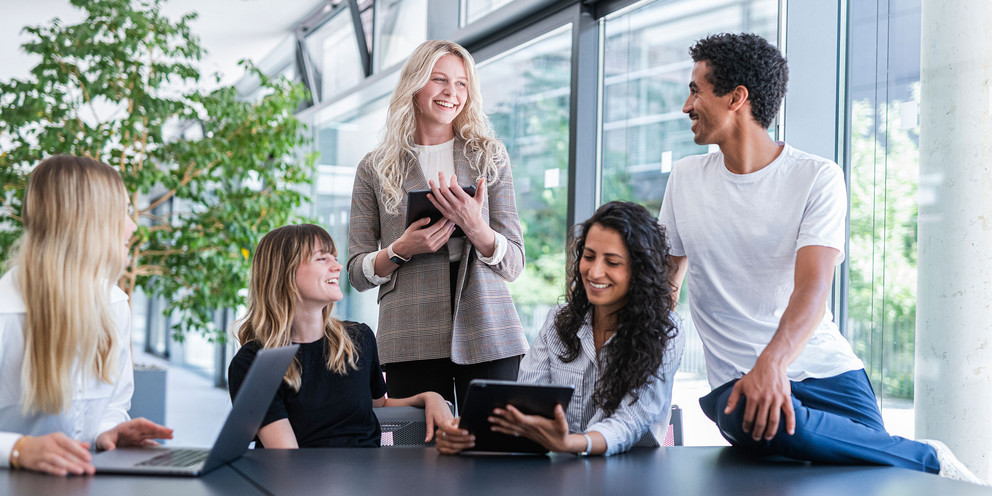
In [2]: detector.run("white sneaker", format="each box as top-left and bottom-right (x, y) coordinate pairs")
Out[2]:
(920, 439), (986, 485)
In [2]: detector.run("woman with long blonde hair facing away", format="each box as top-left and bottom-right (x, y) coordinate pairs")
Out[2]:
(348, 40), (527, 410)
(229, 224), (451, 448)
(0, 156), (173, 476)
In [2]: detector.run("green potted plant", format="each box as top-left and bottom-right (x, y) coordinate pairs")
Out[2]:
(0, 0), (315, 423)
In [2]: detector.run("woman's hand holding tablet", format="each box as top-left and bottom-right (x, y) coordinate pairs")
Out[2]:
(403, 182), (476, 238)
(426, 173), (486, 238)
(487, 404), (573, 453)
(440, 380), (574, 455)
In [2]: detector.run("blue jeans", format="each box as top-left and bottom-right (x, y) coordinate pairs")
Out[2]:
(699, 369), (939, 473)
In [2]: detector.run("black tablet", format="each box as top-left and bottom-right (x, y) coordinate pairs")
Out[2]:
(405, 186), (476, 238)
(457, 379), (575, 454)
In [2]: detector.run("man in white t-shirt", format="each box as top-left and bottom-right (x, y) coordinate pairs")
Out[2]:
(658, 32), (981, 483)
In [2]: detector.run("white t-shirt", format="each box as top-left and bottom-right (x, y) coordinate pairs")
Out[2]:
(658, 142), (864, 389)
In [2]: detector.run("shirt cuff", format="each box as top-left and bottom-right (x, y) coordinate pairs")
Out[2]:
(475, 231), (507, 265)
(362, 250), (392, 286)
(586, 425), (623, 456)
(1, 432), (22, 468)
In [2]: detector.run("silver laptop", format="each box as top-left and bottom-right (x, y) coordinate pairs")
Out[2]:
(93, 344), (298, 476)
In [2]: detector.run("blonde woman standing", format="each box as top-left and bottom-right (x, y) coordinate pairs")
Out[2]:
(229, 224), (451, 448)
(348, 40), (527, 409)
(0, 156), (173, 476)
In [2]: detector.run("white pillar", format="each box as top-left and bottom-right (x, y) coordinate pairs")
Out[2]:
(916, 0), (992, 480)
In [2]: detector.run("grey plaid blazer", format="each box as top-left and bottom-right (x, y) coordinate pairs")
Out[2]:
(347, 138), (528, 365)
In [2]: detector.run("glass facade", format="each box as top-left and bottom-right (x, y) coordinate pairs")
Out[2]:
(600, 0), (778, 213)
(310, 95), (391, 328)
(478, 25), (573, 340)
(374, 0), (429, 71)
(463, 0), (516, 25)
(845, 0), (921, 434)
(304, 9), (364, 101)
(598, 0), (778, 395)
(134, 0), (938, 444)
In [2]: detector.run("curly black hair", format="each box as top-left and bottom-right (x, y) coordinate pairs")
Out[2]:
(689, 32), (788, 129)
(553, 201), (678, 417)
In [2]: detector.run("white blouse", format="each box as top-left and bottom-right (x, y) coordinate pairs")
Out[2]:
(0, 268), (134, 468)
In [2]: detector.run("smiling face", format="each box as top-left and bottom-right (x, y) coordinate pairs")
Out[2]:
(414, 54), (469, 137)
(295, 240), (344, 307)
(682, 61), (735, 146)
(580, 223), (631, 316)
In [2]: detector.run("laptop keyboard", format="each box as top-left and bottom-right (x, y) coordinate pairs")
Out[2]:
(136, 448), (209, 468)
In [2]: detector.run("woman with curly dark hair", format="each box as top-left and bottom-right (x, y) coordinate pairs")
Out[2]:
(436, 201), (684, 455)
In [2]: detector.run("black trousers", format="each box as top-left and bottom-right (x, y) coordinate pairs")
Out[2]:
(382, 355), (521, 414)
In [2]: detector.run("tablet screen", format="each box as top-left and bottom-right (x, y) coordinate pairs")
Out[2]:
(405, 186), (477, 238)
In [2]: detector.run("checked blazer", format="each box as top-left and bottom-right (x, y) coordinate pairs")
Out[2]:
(347, 137), (528, 365)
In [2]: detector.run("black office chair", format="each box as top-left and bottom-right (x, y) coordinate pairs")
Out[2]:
(663, 404), (684, 447)
(629, 404), (686, 448)
(375, 404), (455, 447)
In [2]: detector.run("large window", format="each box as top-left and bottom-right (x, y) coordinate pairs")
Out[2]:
(600, 0), (778, 212)
(845, 0), (921, 436)
(463, 0), (515, 25)
(304, 9), (365, 101)
(310, 95), (392, 328)
(142, 0), (943, 448)
(478, 25), (573, 340)
(374, 0), (428, 71)
(598, 0), (778, 446)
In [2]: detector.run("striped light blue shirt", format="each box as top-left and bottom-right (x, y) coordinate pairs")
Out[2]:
(518, 306), (684, 455)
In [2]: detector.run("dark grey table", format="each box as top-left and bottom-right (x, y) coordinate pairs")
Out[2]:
(0, 464), (267, 496)
(232, 446), (992, 496)
(6, 447), (990, 495)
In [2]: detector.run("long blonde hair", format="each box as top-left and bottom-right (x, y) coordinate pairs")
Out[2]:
(13, 155), (129, 415)
(369, 40), (508, 215)
(237, 224), (357, 391)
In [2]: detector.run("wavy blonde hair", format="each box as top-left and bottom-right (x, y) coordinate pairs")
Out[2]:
(13, 155), (128, 415)
(236, 224), (357, 391)
(369, 39), (508, 215)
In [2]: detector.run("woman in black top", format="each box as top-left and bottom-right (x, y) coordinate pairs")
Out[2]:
(228, 224), (451, 448)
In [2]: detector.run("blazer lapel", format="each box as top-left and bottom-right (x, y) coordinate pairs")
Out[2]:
(451, 138), (477, 312)
(452, 138), (475, 185)
(402, 152), (430, 193)
(452, 138), (488, 214)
